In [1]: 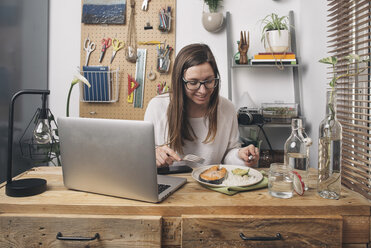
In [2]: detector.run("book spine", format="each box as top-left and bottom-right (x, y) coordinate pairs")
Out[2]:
(254, 54), (296, 59)
(258, 52), (294, 55)
(251, 61), (297, 65)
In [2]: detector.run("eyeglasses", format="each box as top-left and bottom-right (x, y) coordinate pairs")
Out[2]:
(182, 77), (219, 90)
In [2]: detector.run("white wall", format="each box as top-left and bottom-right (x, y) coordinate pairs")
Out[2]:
(49, 0), (328, 167)
(49, 0), (82, 118)
(299, 0), (328, 169)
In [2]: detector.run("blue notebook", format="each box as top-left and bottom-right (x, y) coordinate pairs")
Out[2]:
(83, 66), (110, 102)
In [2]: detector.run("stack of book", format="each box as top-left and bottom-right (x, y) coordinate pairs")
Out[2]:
(251, 52), (297, 65)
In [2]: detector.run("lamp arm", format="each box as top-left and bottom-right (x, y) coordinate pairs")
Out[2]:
(7, 89), (50, 184)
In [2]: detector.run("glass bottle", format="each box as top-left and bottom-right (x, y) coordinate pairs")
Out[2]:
(317, 90), (342, 199)
(234, 41), (240, 64)
(284, 118), (310, 190)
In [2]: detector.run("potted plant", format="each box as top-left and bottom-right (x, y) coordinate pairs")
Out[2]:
(261, 13), (290, 53)
(317, 54), (369, 199)
(202, 0), (224, 33)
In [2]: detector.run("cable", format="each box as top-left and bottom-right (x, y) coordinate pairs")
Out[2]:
(257, 123), (274, 154)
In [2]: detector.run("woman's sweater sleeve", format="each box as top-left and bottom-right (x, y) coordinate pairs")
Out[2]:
(144, 95), (169, 147)
(222, 100), (245, 165)
(144, 97), (156, 123)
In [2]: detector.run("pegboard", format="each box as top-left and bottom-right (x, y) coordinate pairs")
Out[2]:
(79, 0), (176, 120)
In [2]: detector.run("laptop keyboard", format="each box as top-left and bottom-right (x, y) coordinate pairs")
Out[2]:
(158, 184), (171, 194)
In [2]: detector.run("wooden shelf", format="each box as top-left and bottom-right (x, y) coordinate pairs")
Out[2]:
(226, 11), (302, 117)
(232, 63), (300, 69)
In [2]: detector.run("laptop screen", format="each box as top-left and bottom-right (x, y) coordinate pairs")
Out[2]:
(58, 117), (160, 202)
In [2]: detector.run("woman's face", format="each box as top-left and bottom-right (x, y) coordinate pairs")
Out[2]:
(183, 62), (215, 108)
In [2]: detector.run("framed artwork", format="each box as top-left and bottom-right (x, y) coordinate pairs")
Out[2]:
(82, 0), (126, 24)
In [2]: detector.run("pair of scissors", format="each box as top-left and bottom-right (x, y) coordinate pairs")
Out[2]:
(110, 38), (125, 64)
(84, 37), (96, 66)
(141, 0), (150, 11)
(99, 38), (112, 63)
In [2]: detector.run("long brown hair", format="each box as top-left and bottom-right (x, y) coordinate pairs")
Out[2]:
(167, 43), (220, 154)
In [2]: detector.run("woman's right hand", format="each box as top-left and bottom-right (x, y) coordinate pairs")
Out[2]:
(155, 145), (181, 167)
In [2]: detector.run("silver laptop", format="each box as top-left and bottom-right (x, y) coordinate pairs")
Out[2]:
(58, 117), (186, 203)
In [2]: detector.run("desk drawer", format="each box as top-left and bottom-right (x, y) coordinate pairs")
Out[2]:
(182, 215), (343, 248)
(0, 213), (162, 248)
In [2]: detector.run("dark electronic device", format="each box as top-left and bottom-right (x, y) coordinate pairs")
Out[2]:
(238, 107), (265, 125)
(157, 165), (193, 175)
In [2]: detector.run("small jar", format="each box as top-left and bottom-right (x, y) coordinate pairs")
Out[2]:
(268, 163), (293, 199)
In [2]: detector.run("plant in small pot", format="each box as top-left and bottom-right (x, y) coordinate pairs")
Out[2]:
(202, 0), (224, 33)
(261, 13), (290, 53)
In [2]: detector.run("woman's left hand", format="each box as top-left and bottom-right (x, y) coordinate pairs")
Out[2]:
(238, 144), (260, 167)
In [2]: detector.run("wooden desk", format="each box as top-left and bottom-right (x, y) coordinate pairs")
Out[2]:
(0, 167), (369, 247)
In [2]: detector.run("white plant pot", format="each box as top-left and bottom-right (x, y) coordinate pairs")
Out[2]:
(202, 12), (224, 33)
(264, 30), (290, 53)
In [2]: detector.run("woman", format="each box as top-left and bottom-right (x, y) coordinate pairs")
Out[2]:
(144, 43), (259, 167)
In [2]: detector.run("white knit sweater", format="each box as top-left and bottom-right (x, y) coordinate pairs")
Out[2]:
(144, 94), (245, 166)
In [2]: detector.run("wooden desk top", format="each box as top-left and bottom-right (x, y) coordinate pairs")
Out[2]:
(0, 167), (369, 217)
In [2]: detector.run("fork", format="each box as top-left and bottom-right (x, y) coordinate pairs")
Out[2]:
(183, 154), (205, 164)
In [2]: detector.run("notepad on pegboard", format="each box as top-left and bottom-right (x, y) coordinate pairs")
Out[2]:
(83, 66), (110, 102)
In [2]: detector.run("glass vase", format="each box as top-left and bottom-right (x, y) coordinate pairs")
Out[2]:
(317, 90), (342, 199)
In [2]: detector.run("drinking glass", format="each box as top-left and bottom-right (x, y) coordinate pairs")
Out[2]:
(268, 163), (293, 199)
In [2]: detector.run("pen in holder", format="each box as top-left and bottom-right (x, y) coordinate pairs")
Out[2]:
(157, 45), (173, 74)
(158, 6), (172, 32)
(157, 81), (169, 95)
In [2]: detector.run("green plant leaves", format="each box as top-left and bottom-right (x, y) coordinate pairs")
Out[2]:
(261, 13), (289, 42)
(319, 56), (337, 65)
(344, 54), (371, 64)
(320, 53), (370, 89)
(362, 56), (370, 63)
(204, 0), (223, 13)
(261, 13), (288, 31)
(329, 77), (336, 87)
(344, 53), (360, 62)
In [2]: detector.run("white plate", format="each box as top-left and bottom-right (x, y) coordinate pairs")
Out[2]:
(192, 164), (263, 188)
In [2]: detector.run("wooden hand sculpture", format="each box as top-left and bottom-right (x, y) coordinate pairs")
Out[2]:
(238, 31), (249, 64)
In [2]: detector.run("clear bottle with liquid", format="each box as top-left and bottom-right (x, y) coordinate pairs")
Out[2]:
(317, 90), (342, 200)
(284, 118), (311, 190)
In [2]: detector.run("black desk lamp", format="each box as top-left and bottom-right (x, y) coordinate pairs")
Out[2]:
(6, 89), (51, 197)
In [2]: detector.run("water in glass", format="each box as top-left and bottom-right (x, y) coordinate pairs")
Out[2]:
(284, 119), (311, 190)
(317, 90), (342, 200)
(268, 163), (293, 199)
